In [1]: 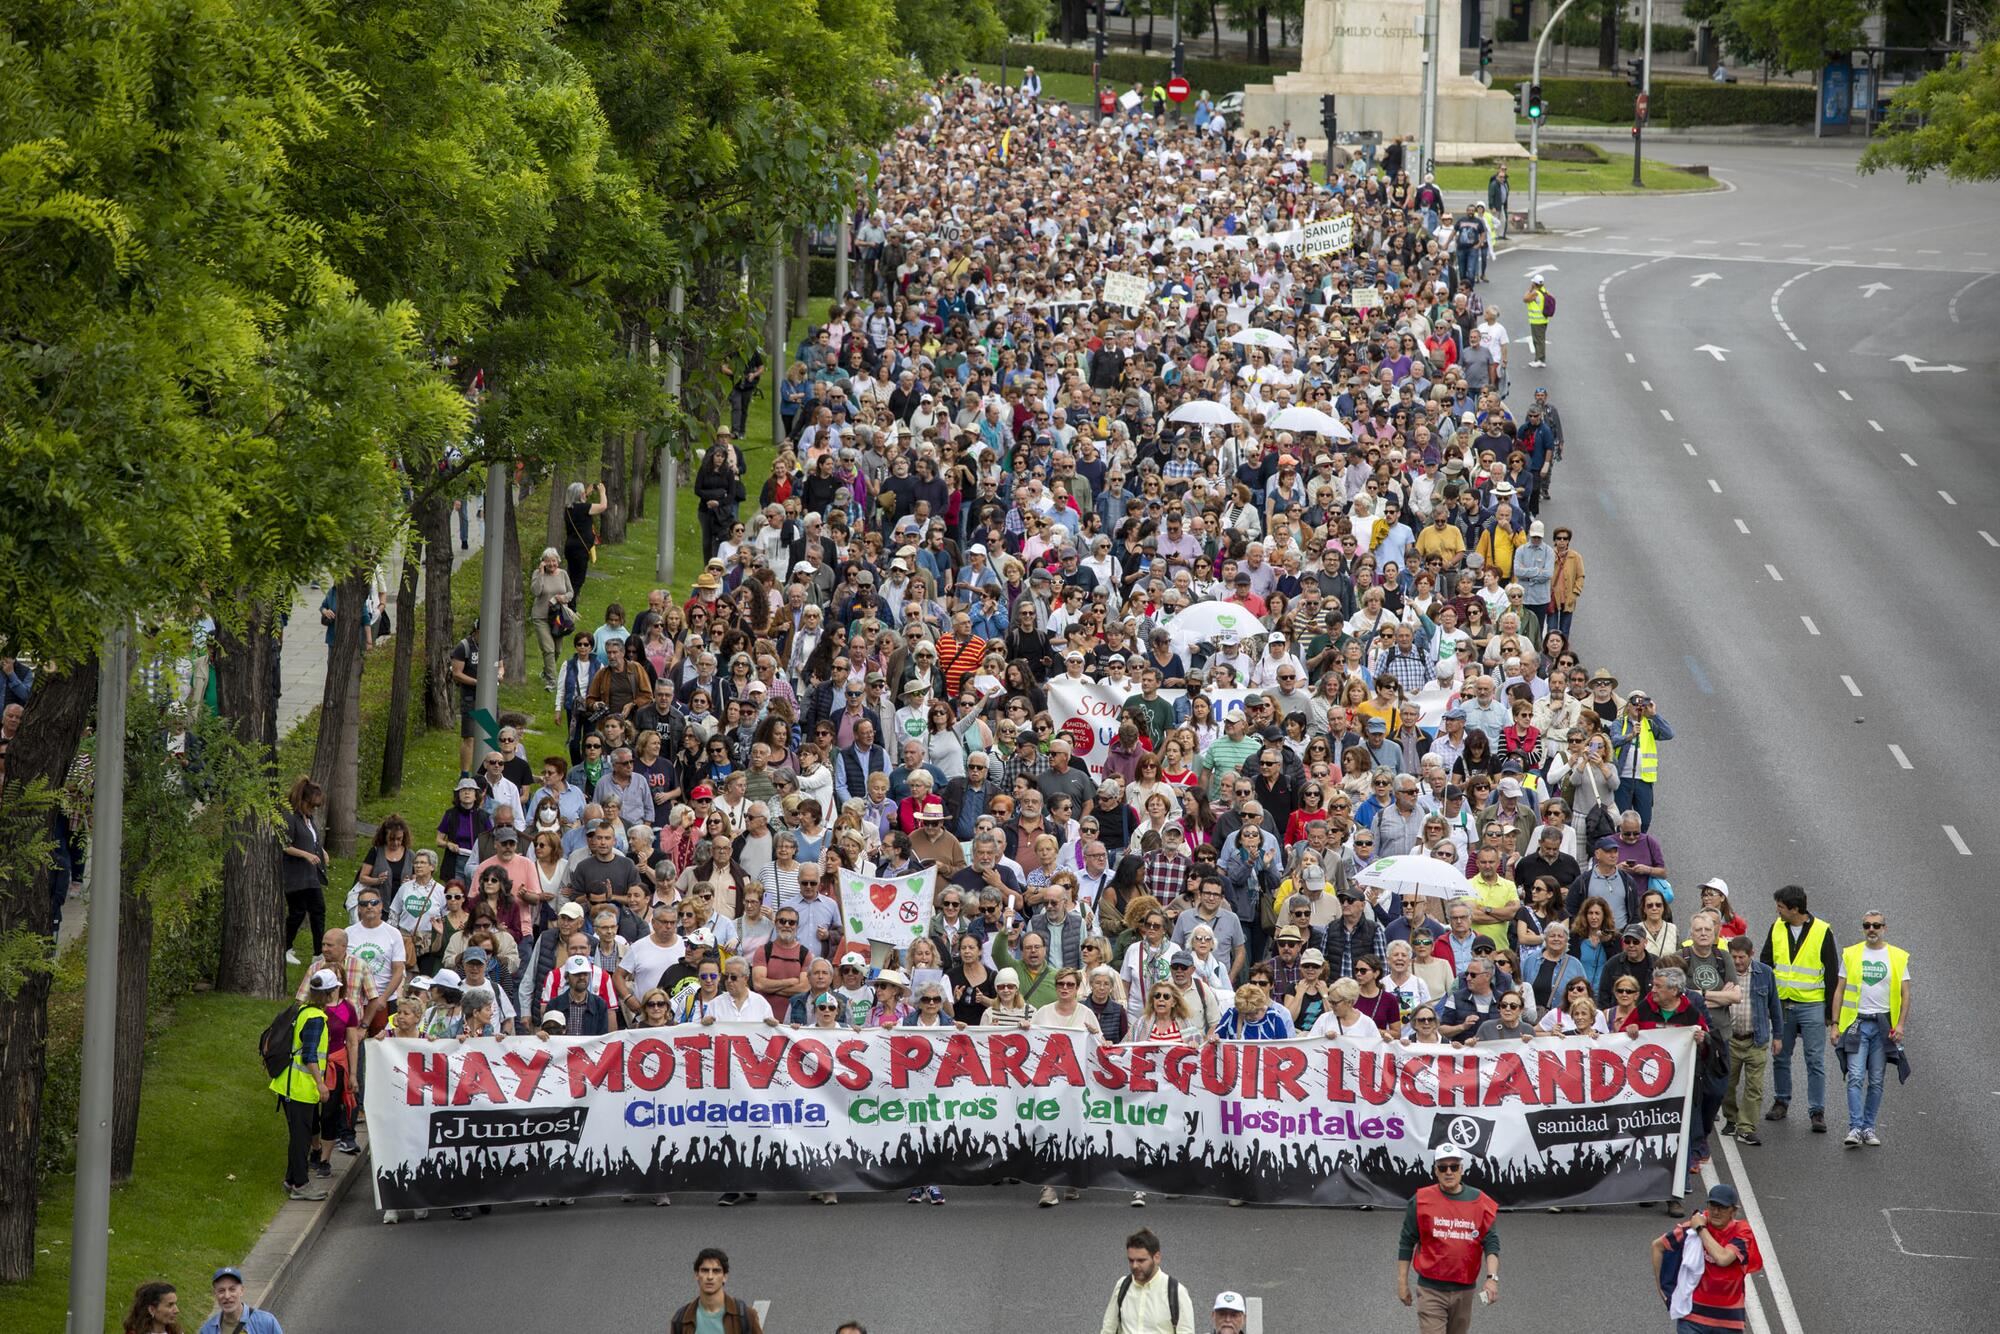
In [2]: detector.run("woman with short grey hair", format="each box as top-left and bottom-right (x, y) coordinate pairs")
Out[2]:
(529, 546), (576, 689)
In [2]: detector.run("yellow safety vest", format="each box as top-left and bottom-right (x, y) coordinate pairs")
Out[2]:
(1837, 942), (1908, 1031)
(270, 1004), (328, 1105)
(1770, 917), (1830, 1003)
(1526, 291), (1548, 325)
(1632, 719), (1658, 783)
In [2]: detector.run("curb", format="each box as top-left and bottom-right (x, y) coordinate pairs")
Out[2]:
(245, 1132), (370, 1316)
(1532, 127), (1833, 149)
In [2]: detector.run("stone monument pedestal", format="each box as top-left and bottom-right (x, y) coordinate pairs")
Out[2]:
(1241, 0), (1525, 163)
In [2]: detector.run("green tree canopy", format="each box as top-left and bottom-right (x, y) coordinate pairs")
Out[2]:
(1860, 41), (2000, 182)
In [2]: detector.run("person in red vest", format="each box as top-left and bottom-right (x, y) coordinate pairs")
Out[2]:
(1397, 1144), (1501, 1332)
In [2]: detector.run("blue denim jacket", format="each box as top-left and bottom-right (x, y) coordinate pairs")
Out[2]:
(1739, 956), (1781, 1046)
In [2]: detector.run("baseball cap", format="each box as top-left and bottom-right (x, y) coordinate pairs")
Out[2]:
(1706, 1183), (1742, 1208)
(1169, 950), (1196, 969)
(1299, 947), (1328, 967)
(1528, 520), (1546, 537)
(691, 783), (715, 800)
(1470, 937), (1497, 954)
(461, 946), (490, 966)
(685, 927), (716, 948)
(430, 968), (463, 991)
(1621, 922), (1650, 942)
(1594, 835), (1621, 852)
(557, 901), (586, 920)
(1432, 1144), (1468, 1167)
(1213, 1293), (1248, 1314)
(1497, 777), (1523, 798)
(1700, 876), (1730, 895)
(308, 968), (340, 991)
(212, 1267), (246, 1286)
(492, 826), (519, 843)
(539, 1010), (568, 1030)
(563, 955), (593, 976)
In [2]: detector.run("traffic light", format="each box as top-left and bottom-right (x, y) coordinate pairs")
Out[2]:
(1479, 38), (1494, 69)
(1526, 82), (1544, 120)
(1625, 58), (1646, 90)
(1320, 92), (1338, 145)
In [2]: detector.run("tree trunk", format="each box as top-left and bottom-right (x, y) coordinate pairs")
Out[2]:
(0, 659), (97, 1281)
(793, 229), (812, 319)
(1598, 1), (1617, 70)
(1210, 0), (1221, 56)
(1059, 0), (1088, 42)
(110, 870), (153, 1183)
(310, 570), (368, 857)
(1257, 6), (1271, 63)
(379, 531), (424, 796)
(500, 481), (527, 690)
(598, 427), (629, 545)
(216, 607), (286, 998)
(546, 465), (570, 554)
(422, 495), (456, 731)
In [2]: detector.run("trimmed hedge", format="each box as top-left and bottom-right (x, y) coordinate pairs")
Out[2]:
(1495, 75), (1812, 127)
(983, 41), (1299, 98)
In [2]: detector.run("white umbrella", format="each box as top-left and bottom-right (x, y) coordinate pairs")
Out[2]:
(1265, 404), (1353, 440)
(1354, 854), (1473, 903)
(1226, 326), (1295, 352)
(1163, 599), (1266, 654)
(1166, 399), (1242, 427)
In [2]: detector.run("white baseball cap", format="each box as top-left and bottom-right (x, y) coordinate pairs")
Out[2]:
(1212, 1292), (1247, 1313)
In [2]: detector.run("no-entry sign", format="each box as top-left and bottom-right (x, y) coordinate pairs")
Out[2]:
(1167, 76), (1190, 103)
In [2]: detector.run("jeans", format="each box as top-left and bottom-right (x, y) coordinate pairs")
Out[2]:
(1456, 246), (1479, 285)
(1547, 608), (1574, 638)
(1616, 776), (1656, 831)
(1844, 1014), (1889, 1130)
(1721, 1032), (1768, 1128)
(1773, 999), (1827, 1112)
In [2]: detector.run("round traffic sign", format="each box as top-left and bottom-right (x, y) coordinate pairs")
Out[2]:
(1166, 76), (1190, 104)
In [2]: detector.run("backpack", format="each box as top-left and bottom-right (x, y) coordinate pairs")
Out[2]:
(1114, 1273), (1180, 1331)
(1541, 290), (1557, 317)
(259, 1002), (302, 1077)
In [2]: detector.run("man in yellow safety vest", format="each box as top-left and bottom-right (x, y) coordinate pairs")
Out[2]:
(1834, 911), (1911, 1148)
(1759, 884), (1839, 1134)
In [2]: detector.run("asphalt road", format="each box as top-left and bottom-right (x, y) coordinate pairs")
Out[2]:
(273, 145), (1999, 1334)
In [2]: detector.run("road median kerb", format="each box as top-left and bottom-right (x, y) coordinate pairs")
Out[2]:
(245, 1129), (369, 1316)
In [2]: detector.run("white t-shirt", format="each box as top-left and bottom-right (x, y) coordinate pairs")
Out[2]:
(1848, 943), (1907, 1015)
(345, 921), (405, 995)
(1031, 1003), (1103, 1034)
(1309, 1010), (1382, 1041)
(391, 880), (446, 937)
(619, 933), (687, 997)
(712, 989), (775, 1023)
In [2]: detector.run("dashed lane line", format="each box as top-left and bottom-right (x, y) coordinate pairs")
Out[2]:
(1841, 675), (1862, 697)
(1889, 744), (1914, 770)
(1945, 826), (1972, 856)
(1802, 616), (1820, 635)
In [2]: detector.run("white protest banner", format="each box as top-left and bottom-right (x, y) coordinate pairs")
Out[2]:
(1303, 216), (1354, 257)
(838, 865), (936, 947)
(1048, 680), (1268, 779)
(1118, 89), (1142, 111)
(1348, 285), (1384, 310)
(366, 1028), (1700, 1212)
(1101, 271), (1151, 310)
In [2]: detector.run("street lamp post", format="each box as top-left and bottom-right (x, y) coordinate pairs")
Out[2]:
(1527, 0), (1584, 233)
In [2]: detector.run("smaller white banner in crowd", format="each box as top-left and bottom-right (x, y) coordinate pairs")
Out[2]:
(1348, 285), (1384, 310)
(1102, 271), (1151, 309)
(837, 866), (936, 947)
(1303, 216), (1354, 257)
(1048, 680), (1259, 780)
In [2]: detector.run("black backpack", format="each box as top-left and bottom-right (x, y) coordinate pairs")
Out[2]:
(259, 1002), (302, 1078)
(1113, 1273), (1180, 1331)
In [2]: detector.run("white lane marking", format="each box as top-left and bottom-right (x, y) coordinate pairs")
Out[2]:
(1945, 826), (1972, 857)
(1982, 531), (2000, 547)
(1661, 409), (1674, 421)
(1949, 272), (1994, 324)
(1802, 616), (1820, 635)
(1883, 1206), (2000, 1258)
(1889, 744), (1913, 770)
(1717, 1136), (1807, 1334)
(1813, 362), (1827, 373)
(1684, 442), (1699, 456)
(1708, 478), (1722, 493)
(1569, 226), (1602, 236)
(1841, 675), (1862, 697)
(1735, 518), (1750, 534)
(1868, 420), (1883, 432)
(1770, 267), (1828, 352)
(1247, 1296), (1265, 1334)
(1764, 564), (1784, 582)
(1941, 491), (1958, 505)
(1900, 453), (1918, 467)
(1918, 249), (1942, 255)
(1642, 379), (1653, 391)
(1626, 352), (1637, 363)
(754, 1301), (771, 1325)
(1838, 390), (1852, 400)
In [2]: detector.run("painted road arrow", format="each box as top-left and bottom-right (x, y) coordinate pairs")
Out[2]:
(1891, 354), (1966, 373)
(1525, 264), (1560, 278)
(1689, 273), (1722, 288)
(1694, 344), (1730, 361)
(1859, 282), (1893, 298)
